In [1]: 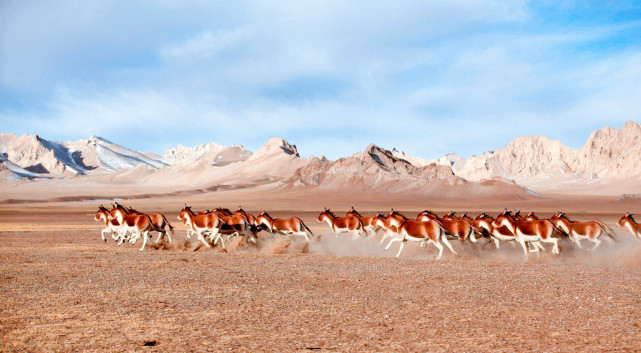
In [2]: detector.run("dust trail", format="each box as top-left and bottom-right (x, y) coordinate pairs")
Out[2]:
(309, 232), (400, 258)
(259, 236), (309, 254)
(306, 229), (641, 266)
(145, 228), (641, 267)
(552, 234), (641, 267)
(148, 232), (311, 254)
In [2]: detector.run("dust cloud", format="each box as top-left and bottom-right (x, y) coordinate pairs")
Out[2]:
(146, 228), (641, 267)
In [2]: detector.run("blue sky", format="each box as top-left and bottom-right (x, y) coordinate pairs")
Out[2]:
(1, 1), (640, 160)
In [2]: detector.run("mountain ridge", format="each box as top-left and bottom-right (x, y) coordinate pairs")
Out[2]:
(1, 121), (639, 196)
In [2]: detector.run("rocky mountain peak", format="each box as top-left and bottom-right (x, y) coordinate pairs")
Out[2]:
(250, 138), (299, 160)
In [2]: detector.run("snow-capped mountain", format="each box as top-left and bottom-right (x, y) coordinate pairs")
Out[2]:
(89, 136), (166, 172)
(0, 133), (167, 179)
(1, 121), (641, 196)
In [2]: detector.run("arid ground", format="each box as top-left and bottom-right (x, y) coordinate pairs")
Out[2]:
(1, 195), (641, 352)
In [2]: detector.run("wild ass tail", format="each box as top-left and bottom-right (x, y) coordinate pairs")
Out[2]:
(298, 218), (315, 240)
(594, 220), (616, 241)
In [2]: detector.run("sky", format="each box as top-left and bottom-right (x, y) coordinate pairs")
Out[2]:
(1, 1), (641, 160)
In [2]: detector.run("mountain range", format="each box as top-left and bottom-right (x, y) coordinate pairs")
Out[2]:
(1, 121), (640, 197)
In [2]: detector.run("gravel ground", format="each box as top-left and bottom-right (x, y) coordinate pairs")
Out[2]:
(1, 221), (641, 352)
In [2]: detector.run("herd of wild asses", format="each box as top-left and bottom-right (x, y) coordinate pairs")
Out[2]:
(95, 203), (641, 258)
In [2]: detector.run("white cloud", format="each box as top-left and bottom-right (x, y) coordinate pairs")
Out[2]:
(1, 1), (640, 160)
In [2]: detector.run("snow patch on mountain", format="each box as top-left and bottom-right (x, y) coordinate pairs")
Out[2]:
(90, 136), (166, 172)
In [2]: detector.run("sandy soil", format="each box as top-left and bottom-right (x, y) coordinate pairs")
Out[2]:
(1, 196), (641, 352)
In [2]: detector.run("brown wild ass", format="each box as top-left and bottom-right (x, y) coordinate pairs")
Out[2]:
(95, 205), (123, 242)
(317, 209), (365, 239)
(550, 212), (615, 251)
(492, 210), (562, 256)
(110, 203), (174, 244)
(474, 213), (543, 251)
(376, 216), (457, 259)
(418, 211), (477, 244)
(618, 213), (641, 240)
(109, 206), (161, 251)
(178, 206), (226, 249)
(345, 207), (382, 237)
(256, 211), (314, 241)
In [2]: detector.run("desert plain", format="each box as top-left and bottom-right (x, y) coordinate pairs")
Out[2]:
(1, 189), (641, 352)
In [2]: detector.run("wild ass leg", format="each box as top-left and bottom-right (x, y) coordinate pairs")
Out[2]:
(139, 231), (150, 251)
(197, 230), (212, 248)
(385, 236), (402, 251)
(492, 237), (500, 249)
(154, 230), (166, 244)
(516, 237), (529, 257)
(573, 236), (583, 249)
(395, 240), (407, 258)
(440, 234), (458, 256)
(101, 229), (109, 242)
(366, 227), (375, 238)
(117, 233), (126, 246)
(539, 237), (560, 254)
(433, 240), (444, 260)
(112, 230), (122, 241)
(533, 242), (545, 251)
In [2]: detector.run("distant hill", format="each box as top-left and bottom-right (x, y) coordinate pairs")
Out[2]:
(1, 121), (640, 197)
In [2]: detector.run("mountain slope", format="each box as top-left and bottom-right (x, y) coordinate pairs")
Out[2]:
(0, 153), (51, 181)
(0, 133), (167, 177)
(89, 136), (166, 172)
(405, 121), (641, 192)
(1, 121), (640, 196)
(283, 143), (534, 198)
(285, 143), (465, 190)
(578, 121), (641, 179)
(163, 142), (251, 167)
(0, 132), (71, 176)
